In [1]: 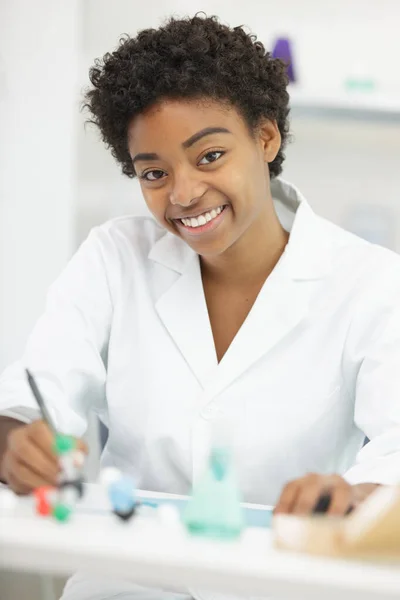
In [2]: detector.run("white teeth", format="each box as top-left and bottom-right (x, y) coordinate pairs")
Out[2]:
(180, 206), (225, 228)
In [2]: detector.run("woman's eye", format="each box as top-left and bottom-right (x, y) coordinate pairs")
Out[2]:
(141, 170), (166, 182)
(198, 151), (224, 165)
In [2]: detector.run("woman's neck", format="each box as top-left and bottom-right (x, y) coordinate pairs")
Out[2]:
(201, 203), (289, 288)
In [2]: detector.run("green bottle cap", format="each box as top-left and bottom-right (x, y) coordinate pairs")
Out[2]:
(52, 503), (72, 522)
(54, 434), (76, 455)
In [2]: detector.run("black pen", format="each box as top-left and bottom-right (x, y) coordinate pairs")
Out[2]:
(25, 368), (57, 436)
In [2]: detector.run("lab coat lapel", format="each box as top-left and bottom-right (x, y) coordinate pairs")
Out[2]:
(210, 270), (320, 396)
(150, 236), (217, 388)
(209, 196), (333, 396)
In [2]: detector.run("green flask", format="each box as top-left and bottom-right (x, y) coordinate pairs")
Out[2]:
(183, 443), (244, 540)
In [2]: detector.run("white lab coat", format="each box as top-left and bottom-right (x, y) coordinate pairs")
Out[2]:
(2, 179), (400, 600)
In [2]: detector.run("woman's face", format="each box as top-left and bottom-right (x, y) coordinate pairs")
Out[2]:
(128, 99), (280, 257)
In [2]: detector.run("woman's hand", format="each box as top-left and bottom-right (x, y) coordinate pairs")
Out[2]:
(1, 419), (87, 495)
(274, 473), (379, 516)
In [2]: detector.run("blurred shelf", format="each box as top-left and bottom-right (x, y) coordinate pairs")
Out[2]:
(289, 89), (400, 122)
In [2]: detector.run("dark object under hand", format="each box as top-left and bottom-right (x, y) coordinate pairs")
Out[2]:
(313, 493), (353, 515)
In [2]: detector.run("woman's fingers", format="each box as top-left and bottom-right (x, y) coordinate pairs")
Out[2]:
(3, 455), (55, 493)
(327, 480), (353, 516)
(292, 480), (326, 515)
(3, 419), (86, 494)
(274, 473), (355, 516)
(274, 479), (305, 514)
(26, 420), (59, 463)
(9, 443), (59, 485)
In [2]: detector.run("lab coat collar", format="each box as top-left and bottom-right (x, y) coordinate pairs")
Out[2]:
(272, 178), (333, 280)
(148, 178), (332, 280)
(148, 179), (332, 390)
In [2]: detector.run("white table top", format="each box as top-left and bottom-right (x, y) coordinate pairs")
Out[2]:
(1, 485), (400, 600)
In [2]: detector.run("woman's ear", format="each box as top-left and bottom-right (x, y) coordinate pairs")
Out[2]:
(257, 119), (281, 164)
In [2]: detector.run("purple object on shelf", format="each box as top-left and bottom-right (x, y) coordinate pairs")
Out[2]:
(272, 37), (296, 83)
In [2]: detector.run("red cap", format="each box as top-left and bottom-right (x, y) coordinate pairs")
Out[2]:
(34, 486), (53, 516)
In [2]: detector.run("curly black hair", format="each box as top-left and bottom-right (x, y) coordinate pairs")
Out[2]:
(84, 14), (290, 179)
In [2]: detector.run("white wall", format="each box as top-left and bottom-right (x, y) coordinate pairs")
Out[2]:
(81, 0), (400, 109)
(284, 115), (400, 250)
(0, 0), (80, 371)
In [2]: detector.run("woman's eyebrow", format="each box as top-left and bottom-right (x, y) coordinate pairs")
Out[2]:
(132, 127), (231, 164)
(132, 152), (159, 165)
(182, 127), (232, 149)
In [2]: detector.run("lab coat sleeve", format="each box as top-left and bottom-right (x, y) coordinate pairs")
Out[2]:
(343, 292), (400, 486)
(0, 227), (112, 437)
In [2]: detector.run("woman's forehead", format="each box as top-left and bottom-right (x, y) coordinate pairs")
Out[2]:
(128, 99), (246, 146)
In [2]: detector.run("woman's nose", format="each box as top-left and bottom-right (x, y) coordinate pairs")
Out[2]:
(169, 172), (207, 207)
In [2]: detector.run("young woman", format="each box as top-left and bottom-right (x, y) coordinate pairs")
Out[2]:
(1, 14), (399, 600)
